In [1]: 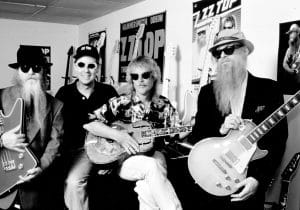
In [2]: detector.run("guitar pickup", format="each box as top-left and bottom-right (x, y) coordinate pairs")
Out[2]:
(3, 160), (16, 171)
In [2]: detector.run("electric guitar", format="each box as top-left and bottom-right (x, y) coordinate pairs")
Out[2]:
(188, 89), (300, 196)
(117, 24), (145, 94)
(85, 120), (192, 164)
(132, 23), (145, 60)
(278, 152), (300, 210)
(0, 98), (38, 209)
(161, 44), (177, 107)
(96, 32), (106, 82)
(62, 46), (74, 86)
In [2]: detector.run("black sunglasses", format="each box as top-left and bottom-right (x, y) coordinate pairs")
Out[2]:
(211, 44), (243, 59)
(130, 71), (152, 81)
(20, 64), (43, 73)
(77, 62), (97, 70)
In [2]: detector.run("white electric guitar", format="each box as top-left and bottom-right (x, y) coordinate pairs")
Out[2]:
(96, 32), (106, 82)
(132, 23), (145, 60)
(188, 90), (300, 196)
(161, 44), (177, 107)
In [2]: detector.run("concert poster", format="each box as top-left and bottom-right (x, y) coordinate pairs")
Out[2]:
(277, 20), (300, 95)
(119, 12), (166, 83)
(88, 30), (106, 82)
(192, 0), (241, 90)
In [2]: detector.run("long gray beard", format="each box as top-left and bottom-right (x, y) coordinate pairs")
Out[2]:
(213, 60), (246, 116)
(16, 77), (47, 128)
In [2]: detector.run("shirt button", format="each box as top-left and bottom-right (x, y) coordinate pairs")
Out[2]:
(82, 97), (86, 100)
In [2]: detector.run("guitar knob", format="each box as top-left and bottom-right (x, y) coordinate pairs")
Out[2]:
(225, 185), (231, 191)
(216, 182), (222, 188)
(225, 176), (231, 181)
(234, 179), (240, 183)
(18, 163), (24, 169)
(18, 153), (24, 159)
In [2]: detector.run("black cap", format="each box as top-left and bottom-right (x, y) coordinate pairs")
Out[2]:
(9, 45), (52, 69)
(73, 44), (99, 62)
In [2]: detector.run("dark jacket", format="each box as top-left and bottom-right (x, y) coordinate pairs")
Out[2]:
(0, 86), (64, 210)
(189, 73), (288, 209)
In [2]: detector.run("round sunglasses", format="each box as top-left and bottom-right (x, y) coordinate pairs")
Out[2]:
(130, 71), (152, 81)
(20, 64), (43, 73)
(77, 62), (97, 70)
(211, 44), (242, 59)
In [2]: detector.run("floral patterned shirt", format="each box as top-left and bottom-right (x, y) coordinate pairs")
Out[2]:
(93, 93), (180, 128)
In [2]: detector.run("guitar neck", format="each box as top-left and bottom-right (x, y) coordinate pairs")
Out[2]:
(245, 90), (300, 144)
(141, 126), (192, 138)
(278, 180), (290, 210)
(132, 39), (139, 60)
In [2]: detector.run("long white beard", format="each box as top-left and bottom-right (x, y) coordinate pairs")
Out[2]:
(213, 58), (247, 116)
(17, 77), (47, 128)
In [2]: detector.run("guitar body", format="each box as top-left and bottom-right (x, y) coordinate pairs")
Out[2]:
(85, 121), (154, 164)
(85, 120), (192, 164)
(0, 98), (38, 209)
(188, 120), (268, 196)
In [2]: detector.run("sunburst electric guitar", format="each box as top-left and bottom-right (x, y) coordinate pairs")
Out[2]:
(0, 98), (38, 209)
(85, 120), (192, 164)
(188, 90), (300, 196)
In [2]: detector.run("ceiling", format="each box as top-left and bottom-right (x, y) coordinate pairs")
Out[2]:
(0, 0), (145, 25)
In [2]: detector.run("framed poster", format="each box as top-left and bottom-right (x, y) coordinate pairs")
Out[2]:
(192, 0), (241, 89)
(119, 12), (166, 82)
(89, 30), (106, 82)
(277, 21), (300, 95)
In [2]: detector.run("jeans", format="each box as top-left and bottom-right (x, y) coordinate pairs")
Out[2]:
(119, 151), (182, 210)
(64, 150), (92, 210)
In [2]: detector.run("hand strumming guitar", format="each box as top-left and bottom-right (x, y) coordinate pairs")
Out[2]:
(219, 114), (243, 135)
(83, 121), (139, 155)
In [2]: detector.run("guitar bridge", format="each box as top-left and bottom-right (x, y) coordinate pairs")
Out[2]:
(3, 160), (16, 171)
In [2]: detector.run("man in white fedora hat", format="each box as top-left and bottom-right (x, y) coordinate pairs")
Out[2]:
(168, 29), (288, 210)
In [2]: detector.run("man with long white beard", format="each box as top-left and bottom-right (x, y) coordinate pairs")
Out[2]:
(168, 29), (288, 210)
(0, 45), (64, 210)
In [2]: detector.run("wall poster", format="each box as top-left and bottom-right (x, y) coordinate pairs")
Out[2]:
(89, 30), (106, 82)
(119, 12), (166, 83)
(277, 20), (300, 95)
(192, 0), (241, 90)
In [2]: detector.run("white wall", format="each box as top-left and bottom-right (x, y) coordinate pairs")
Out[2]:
(78, 0), (300, 209)
(0, 19), (78, 95)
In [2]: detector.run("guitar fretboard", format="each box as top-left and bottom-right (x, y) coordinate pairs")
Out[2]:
(245, 90), (300, 145)
(141, 126), (192, 138)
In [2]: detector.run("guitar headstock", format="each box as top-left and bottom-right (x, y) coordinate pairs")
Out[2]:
(113, 40), (120, 54)
(281, 152), (300, 181)
(96, 32), (106, 53)
(136, 23), (145, 40)
(67, 46), (74, 56)
(164, 43), (177, 58)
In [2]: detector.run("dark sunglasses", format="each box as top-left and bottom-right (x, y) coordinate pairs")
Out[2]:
(130, 71), (152, 81)
(77, 62), (97, 70)
(20, 64), (43, 73)
(211, 44), (242, 59)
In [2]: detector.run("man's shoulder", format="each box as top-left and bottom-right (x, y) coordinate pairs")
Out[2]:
(95, 82), (116, 91)
(94, 82), (118, 96)
(250, 74), (279, 89)
(46, 93), (63, 108)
